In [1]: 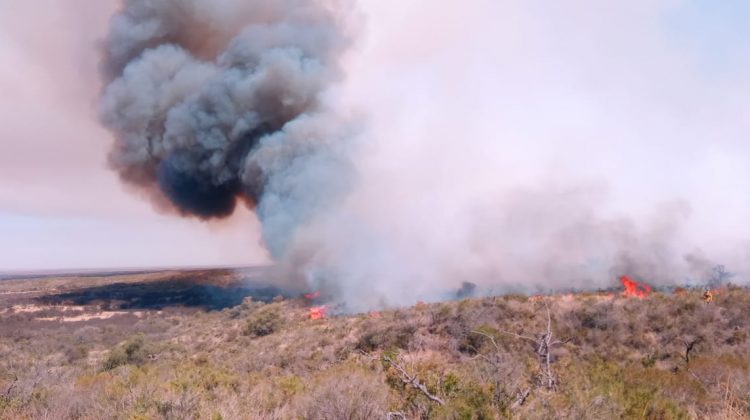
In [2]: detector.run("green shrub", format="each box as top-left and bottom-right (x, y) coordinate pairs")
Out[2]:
(101, 334), (149, 371)
(243, 304), (283, 337)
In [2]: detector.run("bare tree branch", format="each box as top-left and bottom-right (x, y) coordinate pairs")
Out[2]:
(511, 388), (530, 409)
(472, 329), (536, 345)
(2, 373), (17, 401)
(682, 338), (702, 366)
(382, 355), (445, 406)
(473, 300), (570, 391)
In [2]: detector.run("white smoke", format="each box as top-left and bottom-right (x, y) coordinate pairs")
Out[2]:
(99, 0), (750, 310)
(281, 0), (750, 310)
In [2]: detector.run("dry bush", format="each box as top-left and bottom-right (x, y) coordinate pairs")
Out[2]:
(355, 319), (417, 353)
(299, 367), (388, 420)
(1, 282), (749, 419)
(101, 334), (151, 371)
(243, 303), (284, 337)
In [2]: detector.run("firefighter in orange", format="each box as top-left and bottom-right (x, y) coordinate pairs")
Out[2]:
(703, 288), (713, 304)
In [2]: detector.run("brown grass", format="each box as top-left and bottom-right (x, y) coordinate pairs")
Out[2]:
(0, 272), (748, 419)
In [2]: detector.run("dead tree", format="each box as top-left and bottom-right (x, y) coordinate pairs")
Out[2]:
(512, 388), (530, 409)
(2, 374), (17, 403)
(680, 337), (708, 387)
(682, 337), (702, 366)
(382, 355), (445, 406)
(473, 300), (570, 391)
(468, 329), (529, 408)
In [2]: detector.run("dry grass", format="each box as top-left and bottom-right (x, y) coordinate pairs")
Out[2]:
(0, 272), (748, 419)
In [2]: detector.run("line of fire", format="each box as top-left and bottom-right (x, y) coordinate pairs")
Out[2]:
(302, 275), (723, 320)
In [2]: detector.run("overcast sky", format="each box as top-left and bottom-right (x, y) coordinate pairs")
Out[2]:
(1, 0), (749, 273)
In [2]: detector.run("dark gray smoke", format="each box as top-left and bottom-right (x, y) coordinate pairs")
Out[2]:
(99, 0), (355, 257)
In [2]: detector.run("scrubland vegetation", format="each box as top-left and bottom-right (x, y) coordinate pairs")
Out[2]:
(0, 274), (748, 419)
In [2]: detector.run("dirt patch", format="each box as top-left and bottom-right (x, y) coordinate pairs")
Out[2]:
(2, 304), (85, 314)
(36, 311), (144, 323)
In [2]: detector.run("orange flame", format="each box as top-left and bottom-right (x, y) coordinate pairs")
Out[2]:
(309, 305), (327, 320)
(304, 291), (320, 300)
(620, 275), (651, 298)
(369, 310), (380, 318)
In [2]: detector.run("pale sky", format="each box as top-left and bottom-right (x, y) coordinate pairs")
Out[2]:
(1, 0), (749, 274)
(0, 0), (269, 271)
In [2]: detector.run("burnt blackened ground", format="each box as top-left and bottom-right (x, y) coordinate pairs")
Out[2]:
(1, 268), (287, 311)
(35, 278), (285, 310)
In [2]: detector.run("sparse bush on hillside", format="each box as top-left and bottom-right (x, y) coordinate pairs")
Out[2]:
(433, 372), (496, 419)
(101, 334), (150, 371)
(302, 367), (388, 420)
(243, 303), (284, 337)
(355, 320), (416, 352)
(64, 343), (88, 363)
(575, 303), (616, 331)
(1, 281), (750, 419)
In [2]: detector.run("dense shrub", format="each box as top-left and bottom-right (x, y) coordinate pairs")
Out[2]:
(302, 368), (388, 420)
(101, 334), (149, 371)
(243, 304), (284, 337)
(64, 343), (89, 363)
(355, 320), (416, 352)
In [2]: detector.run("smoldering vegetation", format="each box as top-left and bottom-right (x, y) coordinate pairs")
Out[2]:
(1, 276), (748, 419)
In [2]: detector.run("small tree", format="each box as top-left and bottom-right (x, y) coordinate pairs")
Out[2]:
(473, 300), (570, 392)
(382, 354), (445, 406)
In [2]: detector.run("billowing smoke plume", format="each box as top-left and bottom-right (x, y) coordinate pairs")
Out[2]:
(99, 0), (355, 257)
(98, 0), (750, 310)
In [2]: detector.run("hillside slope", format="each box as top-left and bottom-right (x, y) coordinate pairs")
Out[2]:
(0, 275), (748, 419)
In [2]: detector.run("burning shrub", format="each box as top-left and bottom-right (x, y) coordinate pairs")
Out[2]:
(309, 305), (327, 320)
(620, 276), (651, 299)
(243, 304), (284, 337)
